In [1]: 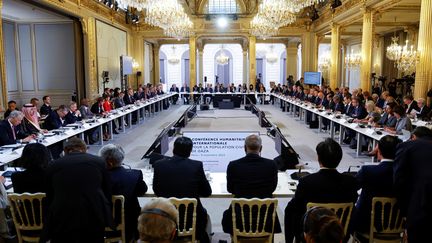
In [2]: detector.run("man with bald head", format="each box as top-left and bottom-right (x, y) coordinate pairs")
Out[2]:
(221, 134), (281, 234)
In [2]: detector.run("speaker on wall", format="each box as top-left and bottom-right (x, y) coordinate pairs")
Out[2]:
(137, 71), (142, 76)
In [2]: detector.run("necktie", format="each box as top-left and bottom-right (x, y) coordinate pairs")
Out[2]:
(11, 125), (16, 140)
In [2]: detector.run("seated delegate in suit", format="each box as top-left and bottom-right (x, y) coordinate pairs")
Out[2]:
(99, 144), (147, 242)
(384, 105), (412, 135)
(44, 105), (69, 131)
(3, 100), (19, 119)
(169, 84), (180, 104)
(64, 101), (82, 125)
(343, 97), (367, 145)
(352, 135), (402, 237)
(403, 95), (418, 115)
(221, 134), (281, 235)
(303, 207), (345, 243)
(180, 84), (190, 104)
(11, 143), (51, 193)
(19, 104), (46, 137)
(43, 138), (113, 243)
(153, 137), (212, 243)
(137, 198), (179, 243)
(377, 102), (397, 128)
(284, 139), (358, 243)
(0, 111), (35, 146)
(412, 98), (430, 120)
(393, 127), (432, 243)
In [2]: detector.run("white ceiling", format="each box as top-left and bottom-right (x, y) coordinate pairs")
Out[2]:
(2, 0), (69, 22)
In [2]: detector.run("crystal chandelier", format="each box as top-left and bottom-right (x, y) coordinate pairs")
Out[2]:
(345, 49), (362, 69)
(163, 12), (194, 39)
(258, 0), (298, 27)
(318, 52), (331, 71)
(291, 0), (325, 9)
(250, 14), (279, 40)
(266, 45), (278, 64)
(145, 0), (184, 29)
(167, 46), (180, 65)
(386, 36), (402, 61)
(216, 46), (229, 65)
(117, 0), (150, 11)
(396, 40), (419, 73)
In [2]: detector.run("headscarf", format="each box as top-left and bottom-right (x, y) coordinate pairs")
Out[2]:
(21, 104), (41, 130)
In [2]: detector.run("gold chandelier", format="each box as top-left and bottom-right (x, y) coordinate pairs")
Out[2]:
(163, 12), (194, 39)
(386, 36), (402, 61)
(266, 45), (278, 64)
(250, 14), (279, 40)
(345, 49), (362, 69)
(216, 45), (230, 65)
(396, 40), (419, 73)
(167, 45), (180, 65)
(318, 52), (331, 72)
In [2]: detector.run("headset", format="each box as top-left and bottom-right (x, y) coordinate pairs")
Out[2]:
(141, 208), (178, 240)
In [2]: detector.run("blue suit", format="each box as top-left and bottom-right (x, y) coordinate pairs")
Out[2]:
(353, 161), (395, 233)
(45, 110), (65, 130)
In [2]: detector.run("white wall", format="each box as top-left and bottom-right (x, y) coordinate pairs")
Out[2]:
(96, 20), (127, 93)
(256, 43), (286, 87)
(160, 44), (189, 88)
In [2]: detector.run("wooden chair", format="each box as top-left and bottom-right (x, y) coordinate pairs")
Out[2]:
(105, 195), (126, 243)
(353, 197), (405, 243)
(307, 202), (354, 236)
(168, 197), (197, 243)
(231, 198), (278, 243)
(8, 193), (46, 243)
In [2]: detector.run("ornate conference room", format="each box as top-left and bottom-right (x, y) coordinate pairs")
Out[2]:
(0, 0), (431, 242)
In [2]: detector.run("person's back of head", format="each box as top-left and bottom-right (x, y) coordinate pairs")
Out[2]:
(303, 207), (344, 243)
(138, 198), (178, 243)
(173, 136), (193, 158)
(411, 126), (432, 140)
(377, 135), (402, 160)
(244, 134), (262, 155)
(63, 137), (87, 154)
(316, 138), (343, 168)
(20, 143), (51, 170)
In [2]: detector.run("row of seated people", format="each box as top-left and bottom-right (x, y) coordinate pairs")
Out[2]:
(5, 128), (432, 243)
(0, 84), (169, 149)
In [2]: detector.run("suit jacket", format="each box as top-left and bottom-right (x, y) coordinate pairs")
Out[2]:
(170, 87), (180, 93)
(91, 103), (104, 115)
(405, 101), (419, 114)
(64, 111), (81, 125)
(333, 102), (345, 113)
(153, 155), (211, 242)
(394, 139), (432, 238)
(3, 108), (18, 119)
(123, 94), (135, 105)
(11, 168), (46, 193)
(180, 87), (190, 92)
(344, 103), (354, 115)
(79, 105), (94, 119)
(350, 105), (367, 119)
(222, 153), (281, 234)
(0, 120), (18, 146)
(40, 104), (52, 116)
(376, 98), (385, 109)
(378, 113), (397, 128)
(44, 152), (113, 239)
(44, 110), (65, 130)
(354, 161), (395, 233)
(108, 167), (147, 242)
(284, 169), (358, 242)
(416, 105), (431, 120)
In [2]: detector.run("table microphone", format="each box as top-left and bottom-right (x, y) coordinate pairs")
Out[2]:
(290, 163), (310, 180)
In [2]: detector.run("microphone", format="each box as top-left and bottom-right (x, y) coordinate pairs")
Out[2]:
(290, 163), (310, 180)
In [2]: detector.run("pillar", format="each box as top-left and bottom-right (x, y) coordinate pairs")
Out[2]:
(0, 0), (7, 108)
(243, 49), (248, 84)
(153, 44), (160, 85)
(189, 36), (196, 88)
(330, 24), (340, 90)
(302, 32), (318, 74)
(360, 9), (374, 92)
(286, 42), (298, 81)
(81, 17), (99, 100)
(131, 34), (144, 88)
(198, 49), (203, 85)
(248, 35), (256, 87)
(414, 0), (432, 100)
(372, 36), (384, 77)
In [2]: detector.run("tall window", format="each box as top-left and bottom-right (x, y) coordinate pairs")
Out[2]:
(206, 0), (239, 14)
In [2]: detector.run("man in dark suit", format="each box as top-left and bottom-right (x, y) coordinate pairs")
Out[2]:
(394, 127), (432, 243)
(414, 98), (430, 120)
(169, 84), (180, 104)
(3, 100), (18, 119)
(344, 97), (367, 144)
(44, 138), (113, 243)
(0, 111), (35, 146)
(284, 138), (358, 243)
(40, 96), (52, 117)
(153, 137), (212, 243)
(180, 84), (190, 104)
(221, 134), (281, 234)
(403, 95), (419, 115)
(99, 144), (147, 242)
(353, 135), (402, 234)
(44, 105), (69, 131)
(123, 88), (136, 105)
(64, 101), (82, 125)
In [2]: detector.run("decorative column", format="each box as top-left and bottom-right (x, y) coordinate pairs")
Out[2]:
(198, 49), (204, 85)
(153, 43), (160, 85)
(248, 35), (256, 87)
(189, 36), (197, 88)
(81, 17), (99, 100)
(302, 31), (318, 73)
(360, 8), (374, 92)
(242, 49), (248, 85)
(414, 0), (432, 100)
(286, 42), (298, 81)
(330, 23), (341, 90)
(0, 0), (7, 108)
